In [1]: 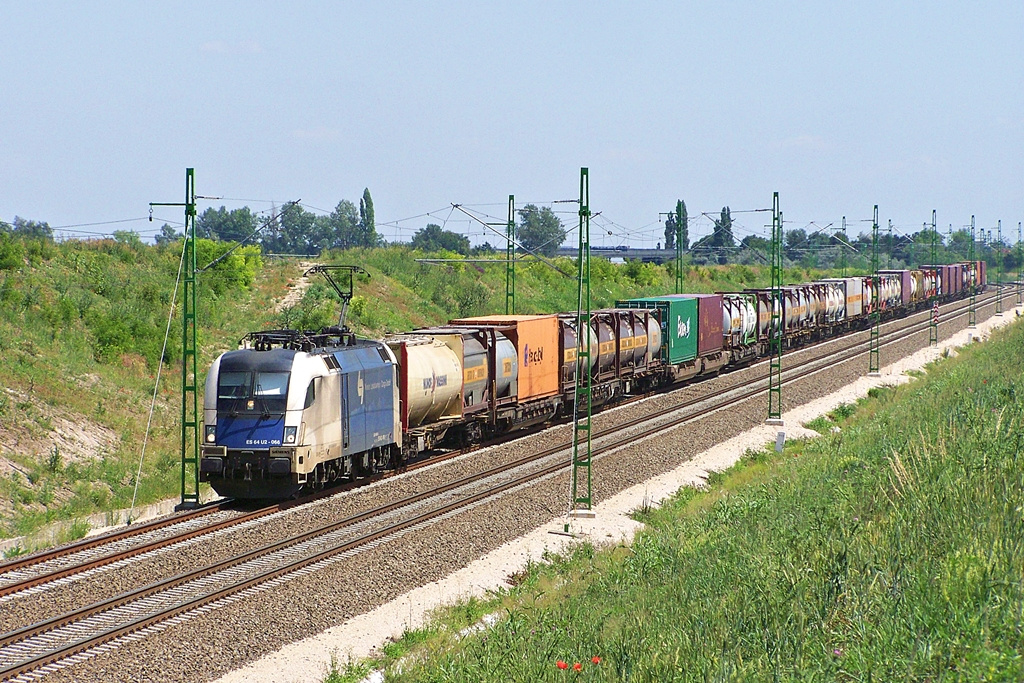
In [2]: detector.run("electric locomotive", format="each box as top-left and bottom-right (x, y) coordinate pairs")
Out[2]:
(199, 327), (400, 499)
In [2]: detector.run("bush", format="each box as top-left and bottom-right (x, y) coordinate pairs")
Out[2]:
(0, 234), (25, 270)
(195, 240), (264, 294)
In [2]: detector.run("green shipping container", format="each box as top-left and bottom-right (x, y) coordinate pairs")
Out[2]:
(615, 296), (698, 364)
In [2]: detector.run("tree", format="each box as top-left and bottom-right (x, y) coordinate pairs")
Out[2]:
(261, 203), (319, 254)
(711, 206), (733, 248)
(326, 196), (379, 250)
(0, 233), (24, 270)
(325, 200), (362, 250)
(11, 216), (52, 240)
(785, 228), (807, 250)
(1003, 246), (1021, 273)
(196, 206), (258, 242)
(411, 223), (470, 255)
(517, 204), (566, 257)
(195, 239), (264, 293)
(112, 230), (143, 248)
(154, 224), (182, 245)
(471, 241), (498, 255)
(947, 228), (973, 260)
(358, 188), (377, 246)
(668, 199), (689, 251)
(258, 193), (381, 255)
(741, 234), (770, 252)
(784, 228), (807, 260)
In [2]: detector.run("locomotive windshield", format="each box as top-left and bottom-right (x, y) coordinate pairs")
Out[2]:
(217, 371), (290, 414)
(254, 372), (289, 397)
(218, 372), (250, 399)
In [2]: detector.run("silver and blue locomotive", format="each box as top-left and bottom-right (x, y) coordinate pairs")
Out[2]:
(200, 329), (400, 498)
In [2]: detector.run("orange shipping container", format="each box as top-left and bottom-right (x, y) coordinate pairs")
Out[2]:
(448, 314), (560, 401)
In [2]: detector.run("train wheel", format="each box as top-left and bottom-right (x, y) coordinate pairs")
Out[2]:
(462, 422), (484, 446)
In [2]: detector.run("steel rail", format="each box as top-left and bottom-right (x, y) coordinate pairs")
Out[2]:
(0, 503), (225, 577)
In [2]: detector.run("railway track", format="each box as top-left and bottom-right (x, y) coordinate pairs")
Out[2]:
(0, 287), (983, 601)
(0, 289), (1007, 682)
(0, 450), (475, 602)
(0, 289), (998, 603)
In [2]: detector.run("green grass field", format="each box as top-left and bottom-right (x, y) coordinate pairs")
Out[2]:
(329, 317), (1024, 681)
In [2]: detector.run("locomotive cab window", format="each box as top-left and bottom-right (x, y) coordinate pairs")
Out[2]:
(218, 371), (290, 413)
(304, 379), (316, 409)
(253, 372), (290, 413)
(218, 372), (251, 399)
(254, 372), (289, 397)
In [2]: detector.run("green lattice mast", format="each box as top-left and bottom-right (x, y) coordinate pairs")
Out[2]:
(569, 167), (593, 519)
(996, 220), (1003, 315)
(840, 216), (848, 277)
(150, 168), (200, 510)
(505, 195), (515, 314)
(1018, 221), (1022, 306)
(887, 219), (893, 269)
(869, 205), (880, 376)
(929, 210), (938, 346)
(675, 200), (685, 293)
(767, 192), (783, 424)
(969, 215), (977, 328)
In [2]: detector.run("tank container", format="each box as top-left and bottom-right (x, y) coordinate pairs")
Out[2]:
(721, 293), (758, 345)
(449, 314), (560, 401)
(880, 270), (913, 306)
(612, 310), (636, 368)
(557, 314), (598, 388)
(386, 334), (468, 429)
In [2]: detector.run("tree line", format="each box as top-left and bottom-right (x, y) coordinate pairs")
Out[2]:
(155, 188), (379, 254)
(4, 195), (1020, 273)
(660, 201), (1022, 271)
(410, 204), (568, 257)
(157, 192), (571, 259)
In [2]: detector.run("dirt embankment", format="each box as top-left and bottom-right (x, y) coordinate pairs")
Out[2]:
(273, 261), (319, 313)
(0, 386), (118, 473)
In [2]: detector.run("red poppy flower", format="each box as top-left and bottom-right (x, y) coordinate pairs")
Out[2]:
(573, 662), (583, 672)
(556, 660), (568, 670)
(591, 656), (601, 664)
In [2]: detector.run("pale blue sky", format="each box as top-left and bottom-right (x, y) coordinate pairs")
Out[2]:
(2, 2), (1021, 247)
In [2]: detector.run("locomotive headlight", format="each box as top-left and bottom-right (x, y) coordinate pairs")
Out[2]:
(284, 426), (297, 444)
(205, 424), (216, 443)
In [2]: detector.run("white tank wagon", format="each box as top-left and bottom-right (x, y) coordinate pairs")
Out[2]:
(720, 292), (758, 363)
(387, 327), (518, 450)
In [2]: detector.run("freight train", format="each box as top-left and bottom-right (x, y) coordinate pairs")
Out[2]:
(200, 261), (987, 498)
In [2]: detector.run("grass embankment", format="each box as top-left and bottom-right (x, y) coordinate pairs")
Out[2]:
(333, 318), (1024, 681)
(308, 246), (844, 336)
(0, 236), (281, 542)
